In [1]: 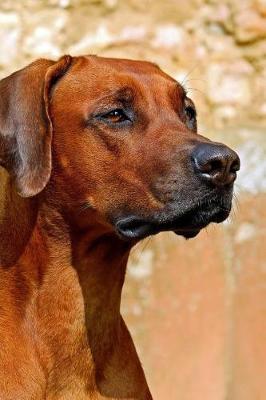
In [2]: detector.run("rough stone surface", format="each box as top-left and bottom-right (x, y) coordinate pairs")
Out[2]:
(0, 2), (265, 399)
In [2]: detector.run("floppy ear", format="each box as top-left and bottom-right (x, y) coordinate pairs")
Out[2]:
(0, 55), (72, 197)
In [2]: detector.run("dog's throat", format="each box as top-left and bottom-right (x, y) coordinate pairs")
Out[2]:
(71, 231), (131, 357)
(68, 230), (149, 397)
(74, 233), (149, 397)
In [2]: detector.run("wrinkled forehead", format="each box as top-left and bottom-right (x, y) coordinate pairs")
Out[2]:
(56, 55), (186, 104)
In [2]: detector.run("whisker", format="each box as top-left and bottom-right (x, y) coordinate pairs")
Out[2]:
(183, 78), (206, 84)
(233, 192), (241, 214)
(131, 236), (153, 259)
(138, 237), (153, 259)
(185, 87), (206, 97)
(229, 206), (237, 222)
(181, 64), (199, 87)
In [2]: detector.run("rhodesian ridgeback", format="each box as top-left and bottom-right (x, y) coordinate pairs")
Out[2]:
(0, 55), (240, 399)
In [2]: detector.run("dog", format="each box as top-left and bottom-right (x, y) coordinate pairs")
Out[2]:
(0, 55), (240, 399)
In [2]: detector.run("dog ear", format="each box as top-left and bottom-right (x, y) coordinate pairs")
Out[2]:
(0, 55), (72, 197)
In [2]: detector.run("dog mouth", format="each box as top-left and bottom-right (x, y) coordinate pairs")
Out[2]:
(115, 196), (232, 240)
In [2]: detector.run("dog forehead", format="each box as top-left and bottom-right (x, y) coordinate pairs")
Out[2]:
(83, 55), (165, 74)
(57, 55), (182, 101)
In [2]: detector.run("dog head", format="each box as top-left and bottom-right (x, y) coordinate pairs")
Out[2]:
(0, 55), (240, 240)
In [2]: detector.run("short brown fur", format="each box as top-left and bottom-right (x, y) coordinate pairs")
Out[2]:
(0, 55), (239, 399)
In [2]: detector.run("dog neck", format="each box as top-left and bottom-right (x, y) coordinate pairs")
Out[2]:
(32, 202), (148, 396)
(0, 182), (150, 397)
(69, 219), (132, 370)
(1, 179), (132, 349)
(37, 201), (130, 330)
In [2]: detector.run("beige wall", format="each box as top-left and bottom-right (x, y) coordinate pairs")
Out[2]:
(0, 1), (265, 399)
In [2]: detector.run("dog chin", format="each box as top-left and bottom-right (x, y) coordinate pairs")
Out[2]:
(173, 228), (202, 239)
(173, 205), (231, 239)
(114, 200), (232, 241)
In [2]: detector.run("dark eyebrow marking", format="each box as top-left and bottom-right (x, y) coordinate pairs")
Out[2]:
(95, 86), (135, 106)
(115, 87), (135, 103)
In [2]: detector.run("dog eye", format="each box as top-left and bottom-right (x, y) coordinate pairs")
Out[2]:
(185, 105), (196, 121)
(184, 102), (197, 132)
(102, 109), (129, 123)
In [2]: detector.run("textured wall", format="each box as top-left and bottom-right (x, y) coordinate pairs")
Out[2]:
(0, 1), (265, 399)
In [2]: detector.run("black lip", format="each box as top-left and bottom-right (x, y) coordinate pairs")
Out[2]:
(116, 216), (209, 240)
(116, 217), (161, 240)
(115, 201), (231, 241)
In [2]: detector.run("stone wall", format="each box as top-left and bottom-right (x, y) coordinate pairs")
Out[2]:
(0, 2), (265, 399)
(0, 0), (266, 129)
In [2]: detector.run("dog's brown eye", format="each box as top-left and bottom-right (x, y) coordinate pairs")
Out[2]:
(102, 109), (129, 123)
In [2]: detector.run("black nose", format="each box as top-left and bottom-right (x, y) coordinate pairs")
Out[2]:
(191, 143), (240, 187)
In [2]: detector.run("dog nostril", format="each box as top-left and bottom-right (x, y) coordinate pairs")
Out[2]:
(193, 154), (227, 176)
(208, 159), (224, 174)
(230, 158), (240, 173)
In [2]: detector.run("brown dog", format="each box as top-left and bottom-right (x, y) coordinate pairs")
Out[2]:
(0, 55), (240, 399)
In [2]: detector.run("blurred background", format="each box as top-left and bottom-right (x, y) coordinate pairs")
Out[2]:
(0, 0), (265, 398)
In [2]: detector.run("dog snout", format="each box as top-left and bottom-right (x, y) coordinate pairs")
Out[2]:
(191, 143), (240, 187)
